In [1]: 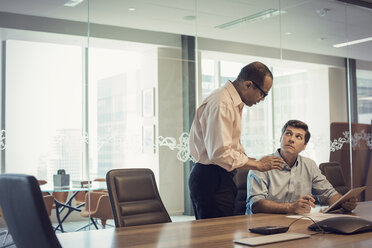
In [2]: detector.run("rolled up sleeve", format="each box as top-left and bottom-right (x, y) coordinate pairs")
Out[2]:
(311, 165), (338, 205)
(246, 170), (268, 214)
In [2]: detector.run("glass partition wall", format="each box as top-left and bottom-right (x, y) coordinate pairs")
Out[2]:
(0, 1), (92, 232)
(0, 0), (371, 233)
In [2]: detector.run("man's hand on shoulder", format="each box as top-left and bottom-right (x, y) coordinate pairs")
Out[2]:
(254, 156), (286, 172)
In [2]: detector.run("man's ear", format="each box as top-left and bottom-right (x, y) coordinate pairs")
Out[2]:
(301, 144), (307, 152)
(243, 80), (251, 88)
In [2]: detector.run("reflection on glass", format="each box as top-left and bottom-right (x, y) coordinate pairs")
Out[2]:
(357, 69), (372, 124)
(88, 46), (158, 179)
(5, 40), (83, 182)
(201, 55), (330, 164)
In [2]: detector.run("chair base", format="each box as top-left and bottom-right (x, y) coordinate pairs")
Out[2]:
(75, 218), (99, 232)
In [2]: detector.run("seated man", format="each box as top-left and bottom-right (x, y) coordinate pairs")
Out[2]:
(246, 120), (357, 214)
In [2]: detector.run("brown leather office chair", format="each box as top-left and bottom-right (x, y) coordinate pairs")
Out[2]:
(106, 168), (171, 227)
(319, 161), (349, 195)
(233, 167), (250, 215)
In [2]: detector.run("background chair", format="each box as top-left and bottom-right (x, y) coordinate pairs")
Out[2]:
(36, 180), (55, 217)
(74, 178), (108, 207)
(43, 195), (54, 217)
(77, 191), (113, 231)
(233, 167), (250, 215)
(106, 168), (171, 227)
(73, 191), (86, 207)
(51, 192), (69, 210)
(0, 174), (62, 248)
(0, 206), (12, 248)
(93, 178), (108, 193)
(37, 180), (47, 186)
(319, 161), (349, 195)
(37, 179), (69, 211)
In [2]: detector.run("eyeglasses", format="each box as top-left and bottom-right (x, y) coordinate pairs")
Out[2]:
(250, 80), (268, 98)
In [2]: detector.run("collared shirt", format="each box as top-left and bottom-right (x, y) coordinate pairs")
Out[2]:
(189, 81), (248, 172)
(246, 149), (337, 214)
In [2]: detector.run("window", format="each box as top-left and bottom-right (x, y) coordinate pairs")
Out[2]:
(357, 69), (372, 124)
(88, 46), (158, 179)
(5, 40), (83, 182)
(201, 55), (330, 164)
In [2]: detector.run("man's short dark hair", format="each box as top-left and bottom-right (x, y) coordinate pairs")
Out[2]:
(281, 120), (311, 144)
(236, 61), (273, 87)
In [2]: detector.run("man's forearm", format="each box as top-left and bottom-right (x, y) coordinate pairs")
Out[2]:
(252, 199), (292, 214)
(243, 159), (260, 170)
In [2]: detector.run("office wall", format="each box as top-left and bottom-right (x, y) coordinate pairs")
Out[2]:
(329, 67), (348, 123)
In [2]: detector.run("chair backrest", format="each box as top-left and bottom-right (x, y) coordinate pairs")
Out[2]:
(319, 162), (349, 195)
(233, 168), (250, 215)
(106, 168), (171, 227)
(0, 174), (62, 248)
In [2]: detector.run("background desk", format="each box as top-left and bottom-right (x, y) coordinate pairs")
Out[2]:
(58, 201), (372, 248)
(41, 182), (107, 232)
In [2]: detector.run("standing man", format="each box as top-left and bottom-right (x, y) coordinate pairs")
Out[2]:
(188, 61), (285, 219)
(246, 120), (357, 214)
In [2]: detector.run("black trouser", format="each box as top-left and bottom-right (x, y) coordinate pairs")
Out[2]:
(188, 163), (237, 219)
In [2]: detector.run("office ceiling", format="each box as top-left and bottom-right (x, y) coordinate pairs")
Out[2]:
(0, 0), (372, 61)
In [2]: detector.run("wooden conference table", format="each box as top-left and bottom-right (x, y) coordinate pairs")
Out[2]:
(58, 201), (372, 248)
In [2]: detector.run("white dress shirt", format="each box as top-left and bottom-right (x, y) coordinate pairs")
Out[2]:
(189, 81), (249, 172)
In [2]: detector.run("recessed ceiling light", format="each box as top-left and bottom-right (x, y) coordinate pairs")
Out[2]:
(316, 8), (330, 17)
(215, 9), (286, 29)
(285, 32), (292, 35)
(183, 15), (196, 21)
(333, 37), (372, 48)
(64, 0), (84, 7)
(128, 7), (136, 11)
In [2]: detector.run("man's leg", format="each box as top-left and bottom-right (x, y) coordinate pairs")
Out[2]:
(189, 163), (237, 219)
(215, 169), (237, 217)
(189, 163), (220, 219)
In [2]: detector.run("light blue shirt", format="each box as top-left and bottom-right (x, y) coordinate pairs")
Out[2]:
(246, 149), (338, 214)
